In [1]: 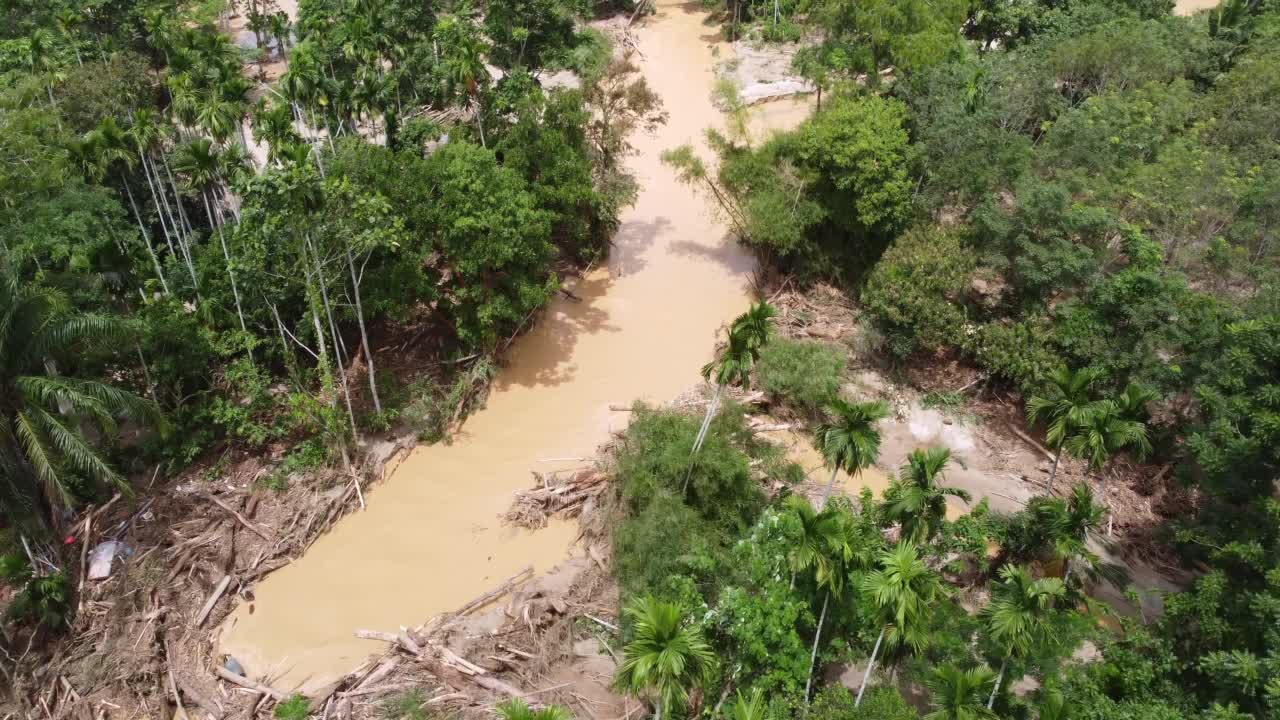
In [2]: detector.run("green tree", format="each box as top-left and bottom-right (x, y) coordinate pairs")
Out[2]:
(857, 542), (943, 707)
(615, 596), (717, 720)
(0, 273), (159, 527)
(1026, 366), (1104, 494)
(981, 565), (1066, 709)
(885, 447), (973, 542)
(815, 398), (889, 506)
(925, 665), (998, 720)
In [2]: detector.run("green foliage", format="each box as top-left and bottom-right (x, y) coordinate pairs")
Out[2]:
(785, 96), (914, 238)
(862, 227), (976, 358)
(273, 695), (310, 720)
(884, 447), (972, 543)
(6, 571), (73, 631)
(924, 665), (997, 720)
(756, 339), (846, 412)
(615, 596), (717, 715)
(617, 406), (764, 539)
(496, 698), (571, 720)
(811, 685), (920, 720)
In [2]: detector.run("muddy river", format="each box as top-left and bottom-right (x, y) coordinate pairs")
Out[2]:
(219, 1), (813, 691)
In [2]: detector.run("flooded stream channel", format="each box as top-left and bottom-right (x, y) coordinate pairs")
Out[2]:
(219, 1), (813, 691)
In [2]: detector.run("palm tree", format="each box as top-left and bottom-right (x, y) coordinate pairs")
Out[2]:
(691, 302), (774, 457)
(495, 699), (571, 720)
(794, 501), (864, 702)
(1063, 396), (1150, 535)
(924, 665), (998, 720)
(615, 596), (716, 720)
(725, 688), (765, 720)
(785, 495), (830, 590)
(1026, 366), (1104, 494)
(815, 398), (889, 507)
(981, 565), (1065, 709)
(730, 300), (776, 356)
(1001, 483), (1103, 585)
(856, 542), (943, 707)
(0, 274), (160, 527)
(885, 447), (972, 542)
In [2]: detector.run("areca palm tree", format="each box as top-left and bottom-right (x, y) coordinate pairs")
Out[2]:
(925, 665), (998, 720)
(495, 699), (571, 720)
(1026, 366), (1104, 494)
(999, 482), (1103, 585)
(1063, 396), (1150, 535)
(885, 446), (972, 542)
(615, 596), (716, 720)
(815, 398), (889, 506)
(787, 499), (869, 702)
(981, 565), (1065, 709)
(725, 688), (765, 720)
(730, 300), (776, 356)
(692, 302), (774, 458)
(856, 542), (943, 707)
(0, 274), (160, 527)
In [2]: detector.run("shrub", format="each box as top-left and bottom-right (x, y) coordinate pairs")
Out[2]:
(6, 571), (73, 631)
(756, 339), (846, 412)
(811, 685), (920, 720)
(273, 695), (310, 720)
(617, 405), (763, 533)
(970, 318), (1062, 392)
(862, 226), (975, 358)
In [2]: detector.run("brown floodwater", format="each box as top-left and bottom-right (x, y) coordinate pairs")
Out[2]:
(218, 1), (811, 692)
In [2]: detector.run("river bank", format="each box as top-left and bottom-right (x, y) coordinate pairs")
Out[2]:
(216, 0), (813, 694)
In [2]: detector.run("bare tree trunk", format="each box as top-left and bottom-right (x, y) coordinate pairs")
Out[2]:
(805, 592), (830, 702)
(988, 658), (1006, 709)
(345, 243), (381, 413)
(1047, 447), (1062, 494)
(820, 465), (840, 507)
(308, 236), (359, 440)
(203, 190), (248, 336)
(122, 180), (171, 295)
(140, 153), (178, 265)
(855, 626), (885, 707)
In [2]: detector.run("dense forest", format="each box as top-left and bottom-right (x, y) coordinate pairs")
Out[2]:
(2, 0), (1279, 717)
(637, 0), (1280, 717)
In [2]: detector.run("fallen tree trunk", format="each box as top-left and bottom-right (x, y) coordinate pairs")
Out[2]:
(215, 667), (287, 701)
(452, 566), (534, 617)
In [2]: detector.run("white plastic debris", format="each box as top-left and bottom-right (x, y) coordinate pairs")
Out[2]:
(88, 540), (125, 580)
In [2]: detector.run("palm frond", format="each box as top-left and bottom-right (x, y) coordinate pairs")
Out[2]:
(13, 410), (71, 509)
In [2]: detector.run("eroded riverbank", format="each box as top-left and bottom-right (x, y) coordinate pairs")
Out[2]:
(218, 1), (812, 691)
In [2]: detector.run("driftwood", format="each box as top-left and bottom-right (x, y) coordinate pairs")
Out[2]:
(584, 614), (618, 632)
(354, 629), (422, 657)
(1007, 425), (1057, 462)
(214, 667), (286, 701)
(505, 472), (607, 529)
(453, 567), (534, 617)
(194, 574), (233, 627)
(200, 494), (271, 541)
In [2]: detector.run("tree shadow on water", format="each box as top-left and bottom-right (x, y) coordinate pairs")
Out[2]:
(492, 270), (622, 390)
(610, 214), (673, 277)
(669, 233), (756, 276)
